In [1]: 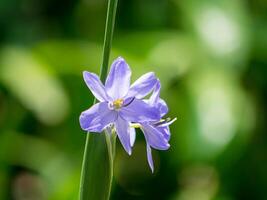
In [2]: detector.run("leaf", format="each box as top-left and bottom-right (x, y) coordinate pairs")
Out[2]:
(79, 132), (113, 200)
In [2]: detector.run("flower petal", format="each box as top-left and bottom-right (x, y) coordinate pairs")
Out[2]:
(105, 57), (131, 99)
(146, 144), (154, 173)
(148, 81), (168, 116)
(115, 116), (132, 155)
(142, 123), (170, 150)
(151, 118), (176, 142)
(157, 126), (171, 142)
(83, 71), (110, 102)
(158, 99), (168, 117)
(79, 102), (117, 132)
(127, 72), (157, 99)
(130, 127), (136, 147)
(149, 81), (160, 105)
(120, 99), (160, 122)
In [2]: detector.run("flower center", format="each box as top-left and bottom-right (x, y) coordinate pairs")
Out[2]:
(112, 98), (124, 109)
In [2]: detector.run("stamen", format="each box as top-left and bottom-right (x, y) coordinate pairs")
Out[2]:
(158, 117), (177, 127)
(154, 117), (177, 126)
(154, 119), (167, 126)
(113, 98), (124, 109)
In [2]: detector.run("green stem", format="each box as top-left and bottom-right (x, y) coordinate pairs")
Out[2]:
(100, 0), (118, 82)
(79, 0), (118, 199)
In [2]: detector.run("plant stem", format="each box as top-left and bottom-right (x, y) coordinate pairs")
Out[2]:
(100, 0), (118, 82)
(79, 0), (118, 199)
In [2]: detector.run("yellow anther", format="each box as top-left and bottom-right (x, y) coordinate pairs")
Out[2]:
(113, 99), (124, 109)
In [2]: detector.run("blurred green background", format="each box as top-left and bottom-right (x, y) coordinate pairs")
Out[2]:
(0, 0), (267, 199)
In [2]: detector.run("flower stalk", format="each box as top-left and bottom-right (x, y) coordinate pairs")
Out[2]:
(79, 0), (118, 199)
(100, 0), (118, 82)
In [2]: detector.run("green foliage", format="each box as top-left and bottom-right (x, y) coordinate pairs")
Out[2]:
(79, 133), (113, 200)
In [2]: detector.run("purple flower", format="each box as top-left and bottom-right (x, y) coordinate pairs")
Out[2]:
(79, 57), (160, 155)
(130, 82), (176, 172)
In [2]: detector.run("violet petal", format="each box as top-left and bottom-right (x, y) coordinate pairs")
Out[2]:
(148, 81), (168, 116)
(157, 126), (171, 142)
(115, 116), (132, 155)
(157, 99), (168, 117)
(83, 71), (111, 102)
(130, 127), (136, 147)
(79, 102), (117, 132)
(146, 144), (154, 173)
(149, 81), (161, 105)
(120, 99), (160, 122)
(105, 57), (131, 99)
(142, 123), (170, 150)
(127, 72), (157, 99)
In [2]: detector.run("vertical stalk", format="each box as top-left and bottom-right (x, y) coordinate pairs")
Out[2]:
(100, 0), (118, 82)
(79, 0), (118, 199)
